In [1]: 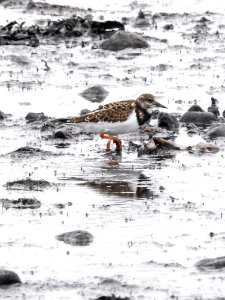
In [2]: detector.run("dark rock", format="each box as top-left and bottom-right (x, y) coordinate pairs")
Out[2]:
(6, 178), (51, 191)
(207, 97), (220, 117)
(0, 269), (21, 285)
(79, 108), (92, 116)
(163, 24), (174, 30)
(158, 112), (179, 130)
(133, 10), (150, 28)
(1, 198), (41, 209)
(53, 130), (73, 139)
(10, 146), (43, 155)
(94, 296), (129, 300)
(128, 141), (141, 151)
(137, 140), (157, 156)
(186, 123), (199, 134)
(90, 20), (124, 35)
(80, 85), (109, 103)
(41, 122), (56, 132)
(206, 125), (225, 138)
(222, 110), (225, 118)
(25, 112), (48, 123)
(54, 142), (71, 149)
(187, 103), (204, 112)
(0, 110), (6, 120)
(56, 230), (94, 246)
(179, 111), (216, 126)
(29, 35), (39, 47)
(99, 31), (149, 51)
(195, 256), (225, 270)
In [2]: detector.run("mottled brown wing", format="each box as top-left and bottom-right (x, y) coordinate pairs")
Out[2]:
(68, 100), (136, 123)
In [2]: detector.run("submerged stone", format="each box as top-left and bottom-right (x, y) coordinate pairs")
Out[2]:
(94, 295), (130, 300)
(206, 125), (225, 138)
(99, 31), (149, 51)
(187, 104), (204, 112)
(0, 110), (6, 120)
(179, 111), (216, 126)
(1, 198), (41, 209)
(195, 256), (225, 270)
(80, 85), (109, 103)
(10, 146), (47, 156)
(25, 112), (48, 123)
(158, 112), (179, 130)
(53, 130), (73, 139)
(133, 10), (150, 28)
(0, 269), (21, 285)
(56, 230), (94, 246)
(6, 178), (51, 191)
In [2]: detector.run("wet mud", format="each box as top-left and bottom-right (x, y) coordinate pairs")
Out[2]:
(1, 0), (225, 299)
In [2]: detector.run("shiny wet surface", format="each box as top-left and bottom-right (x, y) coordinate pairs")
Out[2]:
(1, 0), (225, 299)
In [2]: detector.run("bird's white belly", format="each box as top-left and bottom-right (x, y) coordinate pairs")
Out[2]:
(76, 111), (139, 134)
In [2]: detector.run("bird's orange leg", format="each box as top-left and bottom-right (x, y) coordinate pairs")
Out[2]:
(99, 133), (122, 151)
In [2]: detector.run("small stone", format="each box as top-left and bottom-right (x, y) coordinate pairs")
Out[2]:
(99, 31), (149, 51)
(80, 85), (108, 103)
(163, 24), (174, 30)
(56, 230), (94, 246)
(1, 198), (41, 209)
(0, 269), (21, 285)
(206, 125), (225, 138)
(180, 111), (216, 126)
(25, 112), (47, 123)
(195, 256), (225, 270)
(0, 110), (6, 120)
(195, 142), (219, 153)
(158, 112), (179, 130)
(79, 108), (91, 116)
(53, 130), (73, 139)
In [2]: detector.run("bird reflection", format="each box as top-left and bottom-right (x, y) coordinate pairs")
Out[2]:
(83, 173), (156, 199)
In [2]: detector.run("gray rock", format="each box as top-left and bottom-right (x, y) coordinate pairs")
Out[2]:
(187, 104), (204, 112)
(0, 110), (6, 120)
(6, 178), (51, 191)
(180, 111), (216, 126)
(25, 112), (47, 123)
(1, 198), (41, 209)
(53, 130), (73, 139)
(187, 123), (199, 134)
(99, 31), (149, 51)
(133, 11), (150, 28)
(158, 112), (179, 130)
(94, 296), (130, 300)
(206, 125), (225, 138)
(133, 18), (150, 28)
(0, 269), (21, 285)
(56, 230), (94, 246)
(195, 256), (225, 270)
(79, 108), (92, 115)
(80, 85), (108, 103)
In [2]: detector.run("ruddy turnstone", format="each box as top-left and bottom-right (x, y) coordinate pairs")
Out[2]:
(57, 93), (166, 151)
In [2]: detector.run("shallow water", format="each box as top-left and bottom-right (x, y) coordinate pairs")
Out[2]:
(1, 0), (225, 299)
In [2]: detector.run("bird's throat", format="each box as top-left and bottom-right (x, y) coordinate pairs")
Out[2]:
(135, 105), (151, 126)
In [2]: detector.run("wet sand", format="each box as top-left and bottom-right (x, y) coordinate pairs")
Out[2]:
(1, 0), (225, 299)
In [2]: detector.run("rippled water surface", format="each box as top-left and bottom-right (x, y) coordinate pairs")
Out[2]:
(1, 0), (225, 299)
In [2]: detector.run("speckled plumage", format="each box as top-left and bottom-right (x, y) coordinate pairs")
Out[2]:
(62, 93), (166, 133)
(72, 99), (136, 124)
(57, 93), (166, 150)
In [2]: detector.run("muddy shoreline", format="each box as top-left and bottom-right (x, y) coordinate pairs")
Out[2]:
(1, 0), (225, 299)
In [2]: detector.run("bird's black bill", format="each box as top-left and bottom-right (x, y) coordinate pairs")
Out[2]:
(154, 101), (167, 109)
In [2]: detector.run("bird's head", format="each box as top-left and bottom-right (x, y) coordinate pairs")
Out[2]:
(136, 93), (167, 114)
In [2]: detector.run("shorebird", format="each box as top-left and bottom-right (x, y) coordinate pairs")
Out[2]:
(56, 93), (166, 151)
